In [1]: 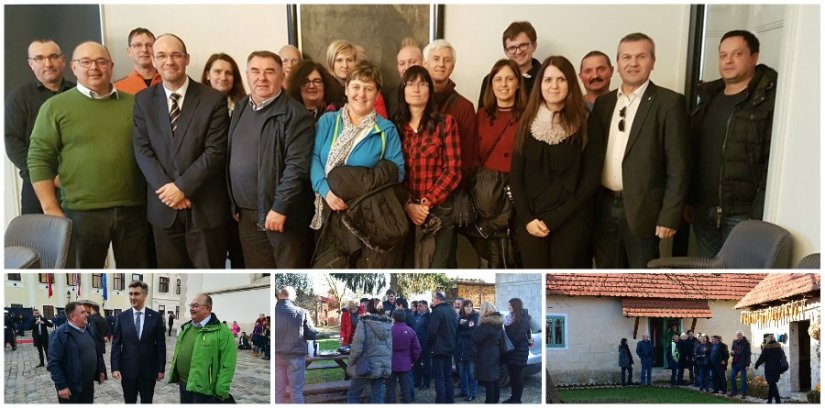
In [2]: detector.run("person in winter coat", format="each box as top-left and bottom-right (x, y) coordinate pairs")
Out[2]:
(413, 300), (432, 390)
(340, 300), (360, 346)
(709, 335), (730, 394)
(48, 302), (106, 403)
(230, 321), (240, 338)
(667, 335), (680, 386)
(503, 298), (532, 403)
(677, 333), (694, 385)
(347, 302), (393, 403)
(473, 302), (503, 404)
(635, 334), (654, 385)
(693, 334), (712, 392)
(618, 338), (634, 386)
(385, 309), (421, 403)
(456, 300), (480, 401)
(426, 291), (458, 403)
(754, 334), (787, 404)
(728, 330), (752, 398)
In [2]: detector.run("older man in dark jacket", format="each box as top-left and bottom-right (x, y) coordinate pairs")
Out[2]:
(48, 302), (106, 403)
(728, 331), (751, 398)
(413, 300), (432, 390)
(635, 334), (654, 385)
(227, 50), (315, 268)
(274, 286), (317, 403)
(709, 335), (729, 394)
(426, 292), (458, 403)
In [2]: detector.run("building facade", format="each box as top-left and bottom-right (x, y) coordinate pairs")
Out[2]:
(181, 273), (270, 334)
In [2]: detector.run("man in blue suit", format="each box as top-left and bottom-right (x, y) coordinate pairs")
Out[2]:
(111, 281), (166, 403)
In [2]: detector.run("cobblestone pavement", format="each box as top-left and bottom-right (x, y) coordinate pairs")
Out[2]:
(4, 330), (270, 404)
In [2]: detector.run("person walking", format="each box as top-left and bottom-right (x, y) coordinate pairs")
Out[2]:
(385, 309), (420, 403)
(473, 302), (503, 404)
(709, 335), (730, 394)
(618, 338), (634, 386)
(754, 334), (787, 404)
(346, 302), (392, 403)
(635, 334), (653, 385)
(503, 298), (531, 403)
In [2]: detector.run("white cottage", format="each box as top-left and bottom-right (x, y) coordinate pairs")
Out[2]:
(546, 273), (765, 385)
(735, 273), (821, 396)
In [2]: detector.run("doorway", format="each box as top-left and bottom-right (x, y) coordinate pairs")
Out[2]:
(650, 318), (681, 367)
(796, 320), (812, 391)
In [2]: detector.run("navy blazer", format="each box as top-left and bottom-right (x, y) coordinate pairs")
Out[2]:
(133, 77), (230, 229)
(111, 308), (166, 380)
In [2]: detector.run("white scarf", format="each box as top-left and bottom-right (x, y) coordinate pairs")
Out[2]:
(529, 103), (575, 145)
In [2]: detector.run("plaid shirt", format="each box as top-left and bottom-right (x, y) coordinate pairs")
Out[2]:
(400, 115), (462, 207)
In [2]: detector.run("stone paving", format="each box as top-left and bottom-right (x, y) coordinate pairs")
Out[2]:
(4, 330), (270, 404)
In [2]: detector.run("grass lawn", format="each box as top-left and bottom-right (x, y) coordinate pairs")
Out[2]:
(559, 387), (752, 403)
(305, 339), (347, 385)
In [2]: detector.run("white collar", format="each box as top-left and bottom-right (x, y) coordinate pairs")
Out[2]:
(194, 315), (212, 328)
(132, 306), (146, 315)
(76, 82), (119, 100)
(67, 321), (85, 333)
(250, 91), (281, 111)
(617, 79), (651, 102)
(163, 76), (190, 99)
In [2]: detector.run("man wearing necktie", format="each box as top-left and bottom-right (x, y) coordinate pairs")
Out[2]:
(111, 281), (166, 403)
(31, 309), (53, 367)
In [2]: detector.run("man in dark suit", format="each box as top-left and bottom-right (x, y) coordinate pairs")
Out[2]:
(133, 33), (229, 268)
(111, 281), (166, 403)
(31, 309), (53, 367)
(592, 32), (689, 268)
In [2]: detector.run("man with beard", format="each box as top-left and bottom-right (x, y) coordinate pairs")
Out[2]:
(579, 50), (614, 111)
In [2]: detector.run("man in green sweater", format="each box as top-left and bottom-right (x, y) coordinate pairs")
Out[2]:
(27, 41), (149, 268)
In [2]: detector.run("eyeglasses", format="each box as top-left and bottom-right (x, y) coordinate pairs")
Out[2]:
(29, 54), (62, 65)
(130, 42), (153, 49)
(154, 53), (187, 62)
(618, 106), (627, 132)
(72, 58), (111, 68)
(504, 42), (531, 55)
(302, 78), (324, 87)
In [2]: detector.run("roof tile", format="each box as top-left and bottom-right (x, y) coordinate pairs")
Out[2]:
(734, 273), (820, 309)
(546, 273), (766, 300)
(621, 298), (712, 318)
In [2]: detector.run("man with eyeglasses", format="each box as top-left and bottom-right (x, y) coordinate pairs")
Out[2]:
(579, 50), (615, 111)
(115, 27), (162, 94)
(132, 33), (230, 268)
(5, 39), (75, 215)
(28, 41), (149, 268)
(591, 32), (689, 268)
(477, 21), (541, 107)
(169, 294), (237, 403)
(226, 50), (314, 268)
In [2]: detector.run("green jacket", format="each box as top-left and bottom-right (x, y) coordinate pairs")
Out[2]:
(169, 313), (236, 399)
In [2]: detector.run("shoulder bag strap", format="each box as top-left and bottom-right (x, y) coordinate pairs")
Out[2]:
(479, 118), (514, 166)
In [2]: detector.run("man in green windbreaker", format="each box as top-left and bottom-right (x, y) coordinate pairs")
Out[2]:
(169, 293), (236, 403)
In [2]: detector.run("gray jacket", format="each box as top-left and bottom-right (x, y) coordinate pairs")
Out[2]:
(275, 299), (317, 357)
(347, 314), (392, 378)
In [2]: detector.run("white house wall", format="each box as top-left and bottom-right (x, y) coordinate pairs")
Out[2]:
(495, 273), (542, 329)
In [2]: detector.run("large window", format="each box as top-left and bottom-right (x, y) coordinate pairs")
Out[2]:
(546, 315), (566, 348)
(176, 279), (181, 295)
(158, 304), (166, 314)
(132, 273), (143, 283)
(113, 273), (125, 291)
(92, 273), (102, 288)
(159, 277), (169, 293)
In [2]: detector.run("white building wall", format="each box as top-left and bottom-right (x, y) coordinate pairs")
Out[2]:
(180, 274), (270, 334)
(495, 273), (542, 329)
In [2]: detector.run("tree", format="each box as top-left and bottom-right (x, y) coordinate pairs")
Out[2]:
(330, 273), (450, 298)
(330, 273), (387, 295)
(273, 273), (315, 312)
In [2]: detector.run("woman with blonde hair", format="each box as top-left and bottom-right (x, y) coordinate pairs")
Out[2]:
(472, 301), (503, 403)
(325, 40), (388, 117)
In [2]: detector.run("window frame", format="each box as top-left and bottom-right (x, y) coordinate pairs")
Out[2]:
(546, 314), (567, 349)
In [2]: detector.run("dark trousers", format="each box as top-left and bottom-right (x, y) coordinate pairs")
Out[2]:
(711, 364), (726, 392)
(168, 323), (173, 337)
(57, 381), (94, 403)
(384, 370), (411, 403)
(237, 209), (309, 268)
(621, 366), (633, 385)
(677, 364), (693, 384)
(122, 378), (156, 403)
(767, 381), (780, 403)
(178, 382), (216, 404)
(35, 339), (48, 365)
(64, 206), (149, 268)
(514, 207), (593, 268)
(432, 354), (454, 403)
(507, 364), (525, 402)
(226, 216), (245, 268)
(21, 178), (44, 214)
(152, 209), (227, 268)
(413, 348), (432, 387)
(479, 380), (500, 403)
(593, 192), (660, 268)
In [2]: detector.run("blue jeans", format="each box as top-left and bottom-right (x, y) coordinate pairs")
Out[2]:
(459, 360), (477, 396)
(669, 361), (678, 385)
(621, 366), (633, 385)
(639, 364), (652, 385)
(432, 355), (454, 403)
(407, 371), (415, 401)
(275, 355), (304, 403)
(347, 377), (385, 403)
(384, 371), (411, 403)
(593, 193), (660, 268)
(729, 364), (748, 395)
(693, 207), (750, 257)
(413, 348), (431, 387)
(697, 365), (710, 390)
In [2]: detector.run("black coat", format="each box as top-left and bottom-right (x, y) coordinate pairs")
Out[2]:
(755, 341), (786, 383)
(473, 313), (503, 382)
(88, 314), (109, 356)
(456, 310), (479, 362)
(504, 310), (532, 367)
(31, 315), (52, 347)
(426, 302), (457, 357)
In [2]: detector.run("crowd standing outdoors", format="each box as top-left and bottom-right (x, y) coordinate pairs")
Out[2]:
(6, 18), (776, 269)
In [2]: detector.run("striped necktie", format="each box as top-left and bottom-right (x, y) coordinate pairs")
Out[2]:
(170, 93), (181, 136)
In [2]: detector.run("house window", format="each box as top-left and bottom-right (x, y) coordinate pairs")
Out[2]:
(10, 303), (23, 309)
(42, 305), (55, 319)
(66, 274), (77, 286)
(38, 273), (53, 284)
(159, 277), (169, 293)
(158, 304), (165, 314)
(113, 273), (125, 291)
(546, 315), (566, 348)
(132, 274), (143, 283)
(7, 274), (22, 281)
(176, 279), (181, 295)
(92, 273), (102, 288)
(175, 306), (180, 319)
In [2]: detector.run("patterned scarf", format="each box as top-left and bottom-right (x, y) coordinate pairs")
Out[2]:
(530, 103), (575, 145)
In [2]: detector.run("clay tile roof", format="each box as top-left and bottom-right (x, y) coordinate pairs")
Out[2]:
(622, 298), (712, 318)
(546, 273), (767, 300)
(735, 273), (821, 309)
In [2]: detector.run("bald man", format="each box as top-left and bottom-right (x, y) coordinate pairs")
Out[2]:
(28, 41), (149, 268)
(275, 286), (317, 403)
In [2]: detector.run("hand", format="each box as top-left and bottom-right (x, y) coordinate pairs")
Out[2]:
(232, 212), (240, 222)
(526, 219), (549, 238)
(172, 198), (192, 210)
(58, 388), (71, 399)
(112, 370), (122, 380)
(325, 191), (348, 211)
(405, 202), (430, 226)
(156, 183), (186, 208)
(265, 210), (286, 233)
(655, 226), (677, 239)
(683, 205), (694, 224)
(157, 372), (165, 381)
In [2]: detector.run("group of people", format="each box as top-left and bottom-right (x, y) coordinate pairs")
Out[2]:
(32, 280), (237, 404)
(6, 17), (777, 269)
(248, 313), (272, 360)
(625, 329), (788, 403)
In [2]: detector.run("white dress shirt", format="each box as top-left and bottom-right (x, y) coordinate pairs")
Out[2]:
(602, 79), (651, 191)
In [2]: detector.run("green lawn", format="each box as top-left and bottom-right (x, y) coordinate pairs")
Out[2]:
(559, 387), (752, 404)
(305, 339), (347, 385)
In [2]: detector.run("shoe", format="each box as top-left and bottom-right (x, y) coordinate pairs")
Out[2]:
(466, 396), (475, 402)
